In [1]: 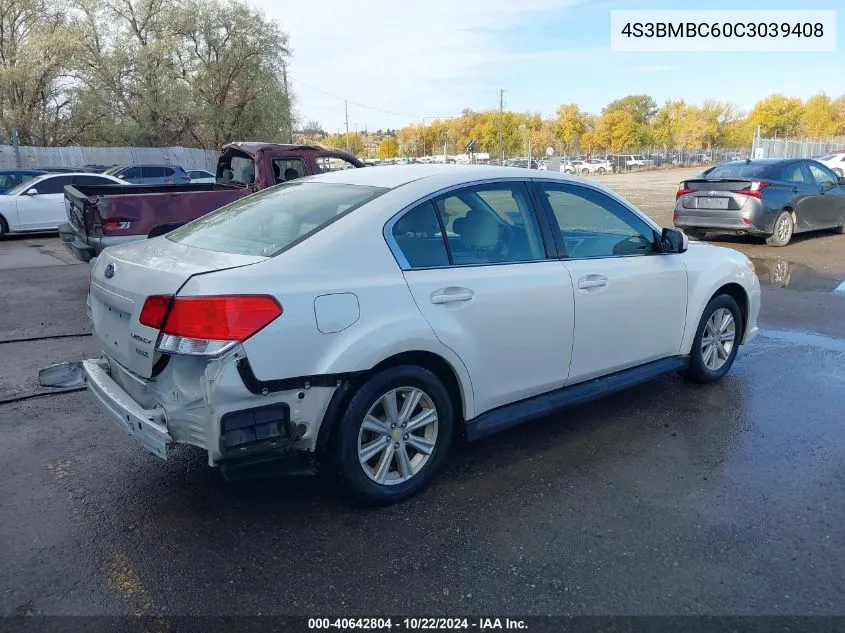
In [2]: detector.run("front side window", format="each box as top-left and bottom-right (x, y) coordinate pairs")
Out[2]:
(540, 183), (657, 258)
(121, 167), (143, 180)
(168, 182), (386, 257)
(807, 162), (837, 186)
(33, 175), (74, 195)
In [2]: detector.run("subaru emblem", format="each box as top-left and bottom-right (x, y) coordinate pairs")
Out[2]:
(104, 263), (115, 279)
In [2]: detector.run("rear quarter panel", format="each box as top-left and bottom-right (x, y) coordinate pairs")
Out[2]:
(680, 243), (760, 353)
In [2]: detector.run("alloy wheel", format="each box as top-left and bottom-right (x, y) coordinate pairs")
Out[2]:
(357, 387), (439, 485)
(701, 308), (736, 371)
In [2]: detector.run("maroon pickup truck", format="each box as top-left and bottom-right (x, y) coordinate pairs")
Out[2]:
(59, 142), (364, 262)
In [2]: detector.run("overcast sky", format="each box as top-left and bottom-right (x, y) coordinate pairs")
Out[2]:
(248, 0), (845, 132)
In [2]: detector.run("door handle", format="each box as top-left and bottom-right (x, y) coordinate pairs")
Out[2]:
(577, 276), (608, 290)
(430, 287), (474, 304)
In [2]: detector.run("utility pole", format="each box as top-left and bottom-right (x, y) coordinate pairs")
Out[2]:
(345, 100), (350, 153)
(281, 61), (292, 143)
(498, 89), (505, 164)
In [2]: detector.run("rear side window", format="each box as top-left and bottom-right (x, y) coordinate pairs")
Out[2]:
(779, 163), (809, 183)
(168, 182), (387, 257)
(142, 166), (165, 179)
(391, 203), (449, 268)
(272, 158), (307, 184)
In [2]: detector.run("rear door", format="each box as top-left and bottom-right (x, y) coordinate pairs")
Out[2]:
(142, 166), (165, 184)
(776, 162), (818, 230)
(392, 180), (575, 416)
(16, 175), (73, 230)
(536, 181), (687, 384)
(805, 161), (845, 228)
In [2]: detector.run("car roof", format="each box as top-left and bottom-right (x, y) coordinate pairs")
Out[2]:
(113, 163), (182, 168)
(301, 164), (616, 191)
(0, 169), (45, 174)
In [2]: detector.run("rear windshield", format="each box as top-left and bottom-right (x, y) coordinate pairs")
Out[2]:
(167, 182), (387, 257)
(703, 163), (771, 179)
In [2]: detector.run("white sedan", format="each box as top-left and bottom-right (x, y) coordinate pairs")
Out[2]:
(43, 165), (760, 505)
(0, 172), (126, 236)
(187, 169), (217, 183)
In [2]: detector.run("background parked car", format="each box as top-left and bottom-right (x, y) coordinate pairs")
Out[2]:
(103, 164), (191, 185)
(0, 172), (126, 237)
(187, 169), (216, 183)
(77, 164), (116, 173)
(674, 158), (845, 247)
(0, 169), (45, 195)
(816, 151), (845, 176)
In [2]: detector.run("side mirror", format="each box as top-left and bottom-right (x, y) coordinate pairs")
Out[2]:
(838, 177), (845, 187)
(822, 180), (836, 191)
(24, 188), (37, 196)
(660, 227), (688, 254)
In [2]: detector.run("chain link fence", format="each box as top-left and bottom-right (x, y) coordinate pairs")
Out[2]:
(0, 144), (218, 171)
(750, 135), (845, 159)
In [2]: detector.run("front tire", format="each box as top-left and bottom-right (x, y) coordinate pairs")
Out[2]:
(331, 365), (455, 506)
(0, 215), (7, 239)
(682, 294), (743, 384)
(766, 210), (794, 247)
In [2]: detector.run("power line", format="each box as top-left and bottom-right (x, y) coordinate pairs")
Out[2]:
(289, 76), (444, 121)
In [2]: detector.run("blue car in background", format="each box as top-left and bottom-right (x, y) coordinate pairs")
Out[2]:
(0, 169), (46, 194)
(102, 164), (190, 185)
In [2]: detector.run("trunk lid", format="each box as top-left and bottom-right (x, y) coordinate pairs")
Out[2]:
(678, 178), (756, 211)
(89, 237), (266, 378)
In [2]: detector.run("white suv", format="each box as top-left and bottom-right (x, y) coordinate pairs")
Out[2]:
(44, 165), (761, 505)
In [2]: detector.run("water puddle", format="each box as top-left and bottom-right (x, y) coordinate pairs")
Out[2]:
(758, 329), (845, 354)
(751, 258), (845, 294)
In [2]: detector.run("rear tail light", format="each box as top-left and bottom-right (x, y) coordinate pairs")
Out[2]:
(734, 181), (770, 199)
(102, 219), (132, 233)
(180, 174), (190, 182)
(139, 295), (282, 356)
(676, 183), (692, 198)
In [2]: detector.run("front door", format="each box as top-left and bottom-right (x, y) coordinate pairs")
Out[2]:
(392, 181), (575, 416)
(536, 181), (688, 385)
(14, 175), (74, 230)
(805, 161), (845, 228)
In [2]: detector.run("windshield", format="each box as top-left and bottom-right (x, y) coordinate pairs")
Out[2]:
(703, 163), (771, 179)
(103, 165), (123, 176)
(6, 175), (46, 196)
(167, 182), (388, 257)
(817, 154), (839, 161)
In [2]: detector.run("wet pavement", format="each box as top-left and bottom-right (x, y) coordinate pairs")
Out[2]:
(2, 263), (845, 616)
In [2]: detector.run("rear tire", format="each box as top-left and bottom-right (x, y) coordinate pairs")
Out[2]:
(330, 365), (455, 506)
(766, 210), (794, 247)
(681, 294), (743, 384)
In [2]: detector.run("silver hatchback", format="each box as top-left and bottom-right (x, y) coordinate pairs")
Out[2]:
(673, 159), (845, 247)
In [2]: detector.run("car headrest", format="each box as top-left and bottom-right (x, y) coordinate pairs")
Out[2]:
(461, 210), (499, 248)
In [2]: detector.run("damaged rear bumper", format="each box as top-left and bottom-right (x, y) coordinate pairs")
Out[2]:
(40, 353), (337, 477)
(40, 358), (172, 459)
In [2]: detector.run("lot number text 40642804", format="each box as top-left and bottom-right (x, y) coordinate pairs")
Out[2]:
(307, 618), (528, 630)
